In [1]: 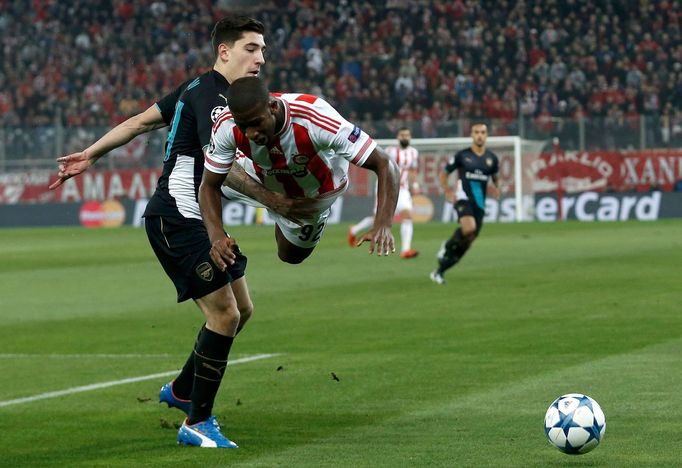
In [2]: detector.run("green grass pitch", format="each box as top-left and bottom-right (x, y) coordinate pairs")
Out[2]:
(0, 220), (680, 466)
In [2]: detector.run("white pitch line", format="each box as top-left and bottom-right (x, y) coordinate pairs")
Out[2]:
(0, 353), (280, 408)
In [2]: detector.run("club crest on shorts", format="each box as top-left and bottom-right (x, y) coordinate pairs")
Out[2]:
(195, 262), (214, 282)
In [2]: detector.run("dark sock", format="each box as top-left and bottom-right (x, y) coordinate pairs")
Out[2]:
(172, 325), (205, 400)
(188, 327), (234, 425)
(438, 229), (464, 273)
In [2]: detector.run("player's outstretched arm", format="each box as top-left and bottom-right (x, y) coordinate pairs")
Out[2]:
(223, 164), (318, 225)
(49, 105), (167, 189)
(356, 147), (399, 256)
(199, 169), (236, 271)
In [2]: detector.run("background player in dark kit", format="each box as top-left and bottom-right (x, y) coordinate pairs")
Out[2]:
(431, 123), (500, 285)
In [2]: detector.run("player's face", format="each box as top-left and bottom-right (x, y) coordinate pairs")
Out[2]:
(222, 32), (266, 83)
(397, 129), (411, 147)
(233, 100), (278, 146)
(471, 124), (487, 147)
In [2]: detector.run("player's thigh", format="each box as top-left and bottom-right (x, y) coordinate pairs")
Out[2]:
(459, 215), (478, 237)
(454, 200), (478, 238)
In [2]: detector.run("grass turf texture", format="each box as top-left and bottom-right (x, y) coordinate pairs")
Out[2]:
(0, 220), (680, 466)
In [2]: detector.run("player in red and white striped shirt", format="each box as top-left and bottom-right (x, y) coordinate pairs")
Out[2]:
(349, 127), (420, 258)
(199, 76), (399, 266)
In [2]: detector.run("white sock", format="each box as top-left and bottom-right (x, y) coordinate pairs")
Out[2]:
(351, 216), (374, 235)
(401, 219), (413, 252)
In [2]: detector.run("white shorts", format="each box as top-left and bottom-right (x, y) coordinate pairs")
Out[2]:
(221, 186), (341, 249)
(369, 187), (412, 215)
(395, 188), (413, 214)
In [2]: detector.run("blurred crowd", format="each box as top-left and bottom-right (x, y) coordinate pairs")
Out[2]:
(1, 0), (682, 153)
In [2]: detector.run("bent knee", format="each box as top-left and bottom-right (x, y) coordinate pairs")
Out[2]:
(208, 303), (240, 322)
(239, 302), (254, 321)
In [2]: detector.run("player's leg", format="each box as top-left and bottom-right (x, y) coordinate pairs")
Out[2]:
(433, 201), (477, 281)
(349, 215), (375, 246)
(175, 284), (239, 448)
(399, 209), (418, 257)
(185, 239), (249, 424)
(164, 268), (251, 412)
(231, 276), (253, 334)
(144, 216), (241, 447)
(350, 191), (378, 246)
(395, 189), (418, 258)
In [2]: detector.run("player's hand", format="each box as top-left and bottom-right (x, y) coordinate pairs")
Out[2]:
(268, 193), (319, 226)
(356, 225), (395, 256)
(209, 236), (237, 271)
(489, 185), (501, 200)
(444, 188), (456, 204)
(49, 151), (96, 190)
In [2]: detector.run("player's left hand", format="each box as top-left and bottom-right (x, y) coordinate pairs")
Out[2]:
(356, 225), (395, 256)
(209, 236), (237, 271)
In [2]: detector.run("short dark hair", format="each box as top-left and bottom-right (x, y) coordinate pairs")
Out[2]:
(211, 14), (265, 59)
(227, 76), (270, 114)
(397, 127), (411, 133)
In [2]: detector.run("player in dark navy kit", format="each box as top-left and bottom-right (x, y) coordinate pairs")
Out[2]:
(50, 15), (311, 448)
(430, 123), (500, 285)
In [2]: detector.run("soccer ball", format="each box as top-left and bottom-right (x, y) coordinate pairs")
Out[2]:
(544, 393), (606, 454)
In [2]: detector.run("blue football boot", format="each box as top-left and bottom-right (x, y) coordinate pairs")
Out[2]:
(159, 382), (191, 416)
(177, 416), (238, 448)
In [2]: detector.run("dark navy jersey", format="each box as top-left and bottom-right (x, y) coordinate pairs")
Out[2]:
(444, 148), (499, 210)
(144, 70), (230, 219)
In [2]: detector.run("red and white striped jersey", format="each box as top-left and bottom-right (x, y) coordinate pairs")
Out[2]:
(205, 93), (377, 199)
(385, 145), (419, 190)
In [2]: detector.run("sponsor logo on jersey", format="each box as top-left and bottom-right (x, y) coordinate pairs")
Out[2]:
(348, 125), (361, 143)
(465, 171), (489, 181)
(195, 262), (214, 282)
(262, 154), (310, 177)
(210, 106), (225, 123)
(264, 166), (308, 177)
(292, 154), (310, 165)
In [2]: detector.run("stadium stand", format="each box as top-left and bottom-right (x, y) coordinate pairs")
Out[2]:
(0, 0), (680, 161)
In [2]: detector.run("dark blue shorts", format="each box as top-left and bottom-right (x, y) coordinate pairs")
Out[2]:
(454, 199), (485, 235)
(144, 216), (247, 302)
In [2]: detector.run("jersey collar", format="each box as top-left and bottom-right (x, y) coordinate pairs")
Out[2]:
(211, 69), (229, 86)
